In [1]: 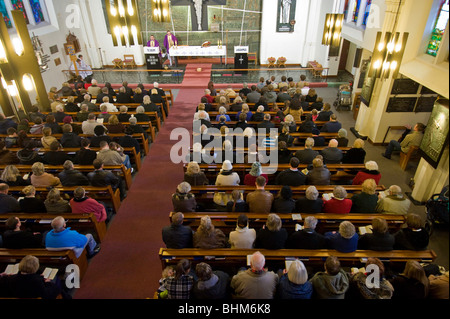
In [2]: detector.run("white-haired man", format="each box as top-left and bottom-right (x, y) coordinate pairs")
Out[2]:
(230, 251), (278, 299)
(45, 216), (100, 258)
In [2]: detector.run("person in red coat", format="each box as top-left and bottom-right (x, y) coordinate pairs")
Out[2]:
(322, 186), (352, 214)
(352, 160), (382, 185)
(69, 186), (108, 223)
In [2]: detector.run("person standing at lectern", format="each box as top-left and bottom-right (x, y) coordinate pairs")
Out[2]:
(147, 35), (162, 58)
(164, 30), (178, 67)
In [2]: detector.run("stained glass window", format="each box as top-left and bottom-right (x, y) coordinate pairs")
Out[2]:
(352, 0), (362, 22)
(11, 0), (29, 24)
(362, 0), (372, 28)
(0, 0), (12, 28)
(29, 0), (44, 23)
(343, 0), (350, 20)
(426, 0), (449, 57)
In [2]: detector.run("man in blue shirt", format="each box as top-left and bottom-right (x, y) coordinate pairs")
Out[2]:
(45, 216), (100, 258)
(321, 114), (342, 133)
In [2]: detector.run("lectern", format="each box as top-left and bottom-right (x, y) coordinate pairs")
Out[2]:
(234, 46), (249, 74)
(144, 47), (161, 76)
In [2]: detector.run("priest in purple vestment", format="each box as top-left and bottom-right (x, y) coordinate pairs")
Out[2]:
(147, 35), (162, 57)
(163, 30), (178, 67)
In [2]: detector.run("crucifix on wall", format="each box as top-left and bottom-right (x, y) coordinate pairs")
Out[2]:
(171, 0), (227, 31)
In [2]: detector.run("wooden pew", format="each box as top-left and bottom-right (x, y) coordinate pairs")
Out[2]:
(169, 212), (407, 234)
(159, 248), (437, 272)
(0, 213), (107, 243)
(41, 111), (161, 136)
(186, 162), (361, 184)
(188, 185), (385, 208)
(7, 145), (142, 172)
(0, 164), (132, 190)
(7, 186), (121, 214)
(0, 248), (89, 280)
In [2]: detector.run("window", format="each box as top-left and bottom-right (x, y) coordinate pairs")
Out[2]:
(0, 0), (47, 28)
(29, 0), (45, 24)
(352, 0), (362, 23)
(343, 0), (350, 20)
(0, 0), (12, 28)
(426, 0), (449, 57)
(361, 0), (372, 28)
(11, 0), (29, 24)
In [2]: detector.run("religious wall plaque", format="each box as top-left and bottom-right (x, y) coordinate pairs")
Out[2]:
(419, 98), (449, 168)
(277, 0), (296, 32)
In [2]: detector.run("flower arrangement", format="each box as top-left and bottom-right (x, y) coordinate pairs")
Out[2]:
(202, 41), (211, 48)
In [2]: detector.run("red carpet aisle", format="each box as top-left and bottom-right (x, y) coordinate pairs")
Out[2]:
(74, 68), (209, 299)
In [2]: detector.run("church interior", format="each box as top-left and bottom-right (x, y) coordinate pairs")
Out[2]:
(0, 0), (449, 302)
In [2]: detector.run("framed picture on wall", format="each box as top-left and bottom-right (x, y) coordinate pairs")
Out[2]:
(277, 0), (297, 32)
(419, 98), (449, 169)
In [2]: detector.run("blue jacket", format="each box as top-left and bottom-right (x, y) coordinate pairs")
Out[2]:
(276, 274), (313, 299)
(45, 228), (88, 249)
(325, 232), (359, 253)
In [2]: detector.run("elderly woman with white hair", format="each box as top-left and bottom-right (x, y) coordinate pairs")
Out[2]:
(193, 215), (228, 249)
(254, 213), (288, 250)
(325, 220), (359, 253)
(352, 160), (382, 185)
(336, 128), (349, 147)
(134, 105), (151, 122)
(172, 182), (197, 212)
(322, 186), (353, 214)
(276, 259), (313, 299)
(215, 106), (230, 122)
(287, 216), (327, 249)
(295, 185), (324, 214)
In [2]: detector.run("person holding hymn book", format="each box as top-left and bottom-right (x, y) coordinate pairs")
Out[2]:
(287, 216), (326, 249)
(322, 186), (352, 214)
(276, 259), (313, 299)
(254, 214), (288, 250)
(358, 217), (395, 251)
(0, 255), (62, 299)
(348, 257), (394, 299)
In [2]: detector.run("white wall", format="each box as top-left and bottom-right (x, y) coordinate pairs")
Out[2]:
(260, 0), (337, 67)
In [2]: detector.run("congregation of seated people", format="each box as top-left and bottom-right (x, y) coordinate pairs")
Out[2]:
(158, 78), (445, 300)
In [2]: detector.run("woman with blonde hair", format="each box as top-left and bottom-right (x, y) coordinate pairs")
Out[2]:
(254, 213), (288, 249)
(343, 138), (366, 164)
(106, 114), (125, 133)
(236, 103), (253, 121)
(390, 260), (430, 299)
(44, 188), (71, 214)
(350, 178), (378, 213)
(30, 162), (61, 188)
(282, 114), (297, 133)
(184, 161), (209, 186)
(41, 127), (58, 149)
(0, 165), (30, 186)
(19, 185), (46, 213)
(193, 215), (228, 249)
(277, 259), (313, 299)
(4, 255), (61, 299)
